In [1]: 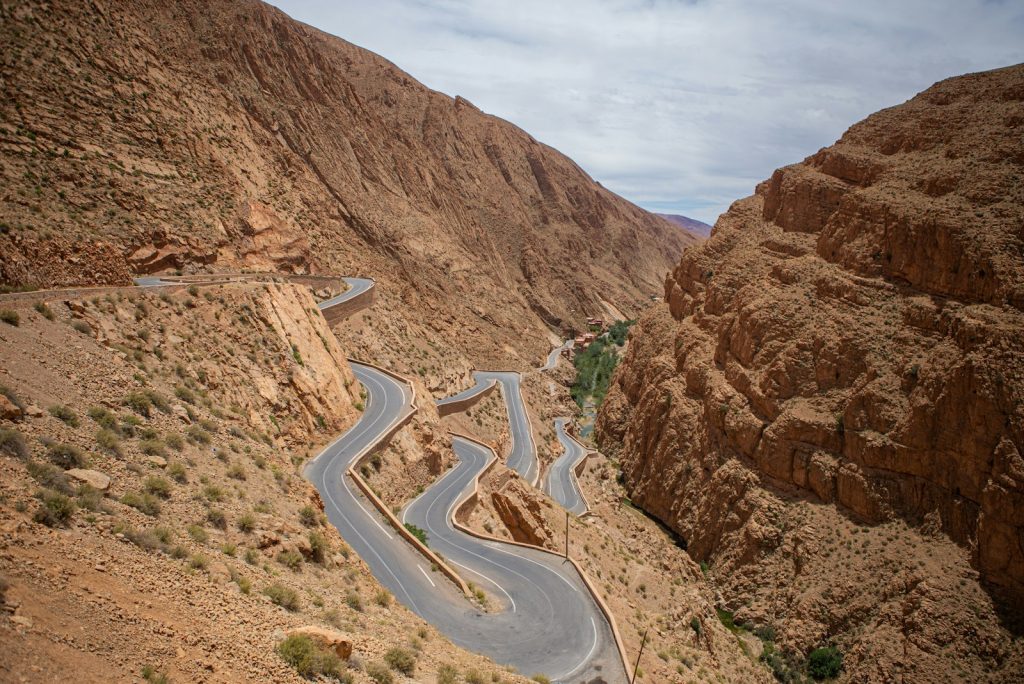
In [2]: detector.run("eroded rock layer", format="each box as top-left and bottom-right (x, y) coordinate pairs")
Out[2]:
(598, 65), (1024, 678)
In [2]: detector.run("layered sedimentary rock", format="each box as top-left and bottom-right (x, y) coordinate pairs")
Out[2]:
(599, 65), (1024, 606)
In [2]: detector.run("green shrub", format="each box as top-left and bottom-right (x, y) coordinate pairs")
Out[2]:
(227, 463), (246, 480)
(531, 676), (551, 684)
(34, 302), (55, 320)
(34, 490), (76, 527)
(167, 462), (187, 483)
(144, 476), (172, 499)
(186, 425), (211, 445)
(95, 428), (122, 455)
(263, 583), (300, 611)
(0, 428), (29, 459)
(384, 647), (415, 676)
(46, 442), (88, 469)
(187, 524), (208, 543)
(237, 512), (256, 533)
(26, 461), (73, 494)
(203, 484), (225, 502)
(276, 549), (303, 571)
(88, 406), (120, 433)
(308, 531), (329, 564)
(437, 664), (459, 684)
(298, 505), (319, 527)
(164, 432), (184, 451)
(139, 439), (166, 457)
(374, 589), (392, 608)
(464, 669), (485, 684)
(126, 528), (164, 552)
(141, 664), (170, 684)
(345, 591), (363, 612)
(0, 309), (19, 326)
(121, 491), (161, 517)
(366, 663), (394, 684)
(189, 554), (208, 570)
(70, 319), (92, 335)
(276, 633), (344, 679)
(404, 523), (428, 546)
(123, 389), (169, 418)
(174, 386), (196, 404)
(206, 508), (227, 530)
(807, 646), (843, 680)
(48, 405), (79, 427)
(76, 484), (103, 512)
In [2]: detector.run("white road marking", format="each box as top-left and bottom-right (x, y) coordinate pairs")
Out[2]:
(450, 559), (516, 612)
(417, 564), (436, 587)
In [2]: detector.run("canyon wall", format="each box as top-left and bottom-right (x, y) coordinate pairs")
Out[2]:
(598, 64), (1024, 607)
(0, 0), (697, 366)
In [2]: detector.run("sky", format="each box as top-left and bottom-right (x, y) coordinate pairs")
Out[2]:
(269, 1), (1023, 225)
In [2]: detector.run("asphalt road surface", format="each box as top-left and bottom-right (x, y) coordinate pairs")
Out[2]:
(473, 371), (539, 485)
(544, 418), (589, 515)
(317, 277), (374, 309)
(539, 340), (572, 371)
(308, 366), (625, 682)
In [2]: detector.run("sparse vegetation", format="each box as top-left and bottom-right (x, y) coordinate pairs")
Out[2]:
(121, 491), (161, 517)
(264, 583), (300, 611)
(383, 647), (416, 676)
(237, 512), (256, 533)
(366, 662), (394, 684)
(33, 490), (76, 527)
(33, 302), (55, 320)
(276, 549), (303, 571)
(299, 505), (320, 527)
(144, 476), (172, 499)
(277, 633), (345, 680)
(404, 523), (428, 546)
(45, 442), (88, 469)
(0, 428), (29, 459)
(0, 309), (20, 326)
(807, 646), (843, 680)
(48, 404), (79, 427)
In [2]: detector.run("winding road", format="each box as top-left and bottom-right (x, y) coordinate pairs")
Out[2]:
(130, 274), (625, 682)
(544, 418), (590, 516)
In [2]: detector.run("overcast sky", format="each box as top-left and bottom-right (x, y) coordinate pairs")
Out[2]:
(269, 1), (1023, 225)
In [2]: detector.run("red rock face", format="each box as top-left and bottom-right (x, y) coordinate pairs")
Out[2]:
(599, 65), (1024, 605)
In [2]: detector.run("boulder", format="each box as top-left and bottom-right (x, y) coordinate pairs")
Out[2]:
(0, 395), (23, 421)
(285, 626), (352, 660)
(65, 468), (111, 491)
(146, 455), (167, 468)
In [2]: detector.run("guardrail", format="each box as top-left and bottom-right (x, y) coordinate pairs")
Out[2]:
(436, 378), (497, 417)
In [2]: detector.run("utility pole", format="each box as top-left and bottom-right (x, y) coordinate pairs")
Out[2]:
(564, 510), (570, 559)
(631, 629), (648, 683)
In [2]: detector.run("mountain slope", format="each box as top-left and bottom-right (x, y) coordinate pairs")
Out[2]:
(657, 213), (713, 238)
(0, 0), (697, 364)
(598, 64), (1024, 681)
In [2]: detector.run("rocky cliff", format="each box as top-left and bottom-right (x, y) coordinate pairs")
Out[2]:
(598, 65), (1024, 680)
(0, 0), (696, 365)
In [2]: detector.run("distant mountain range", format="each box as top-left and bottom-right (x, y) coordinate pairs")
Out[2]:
(656, 213), (713, 238)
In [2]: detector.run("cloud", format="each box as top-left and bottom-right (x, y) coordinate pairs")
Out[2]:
(271, 0), (1024, 224)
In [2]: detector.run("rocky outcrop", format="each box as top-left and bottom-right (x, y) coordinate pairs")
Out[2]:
(491, 478), (555, 548)
(284, 627), (352, 661)
(598, 64), (1024, 660)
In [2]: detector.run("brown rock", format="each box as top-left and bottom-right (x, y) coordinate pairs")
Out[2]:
(65, 469), (111, 492)
(284, 626), (352, 660)
(0, 395), (22, 421)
